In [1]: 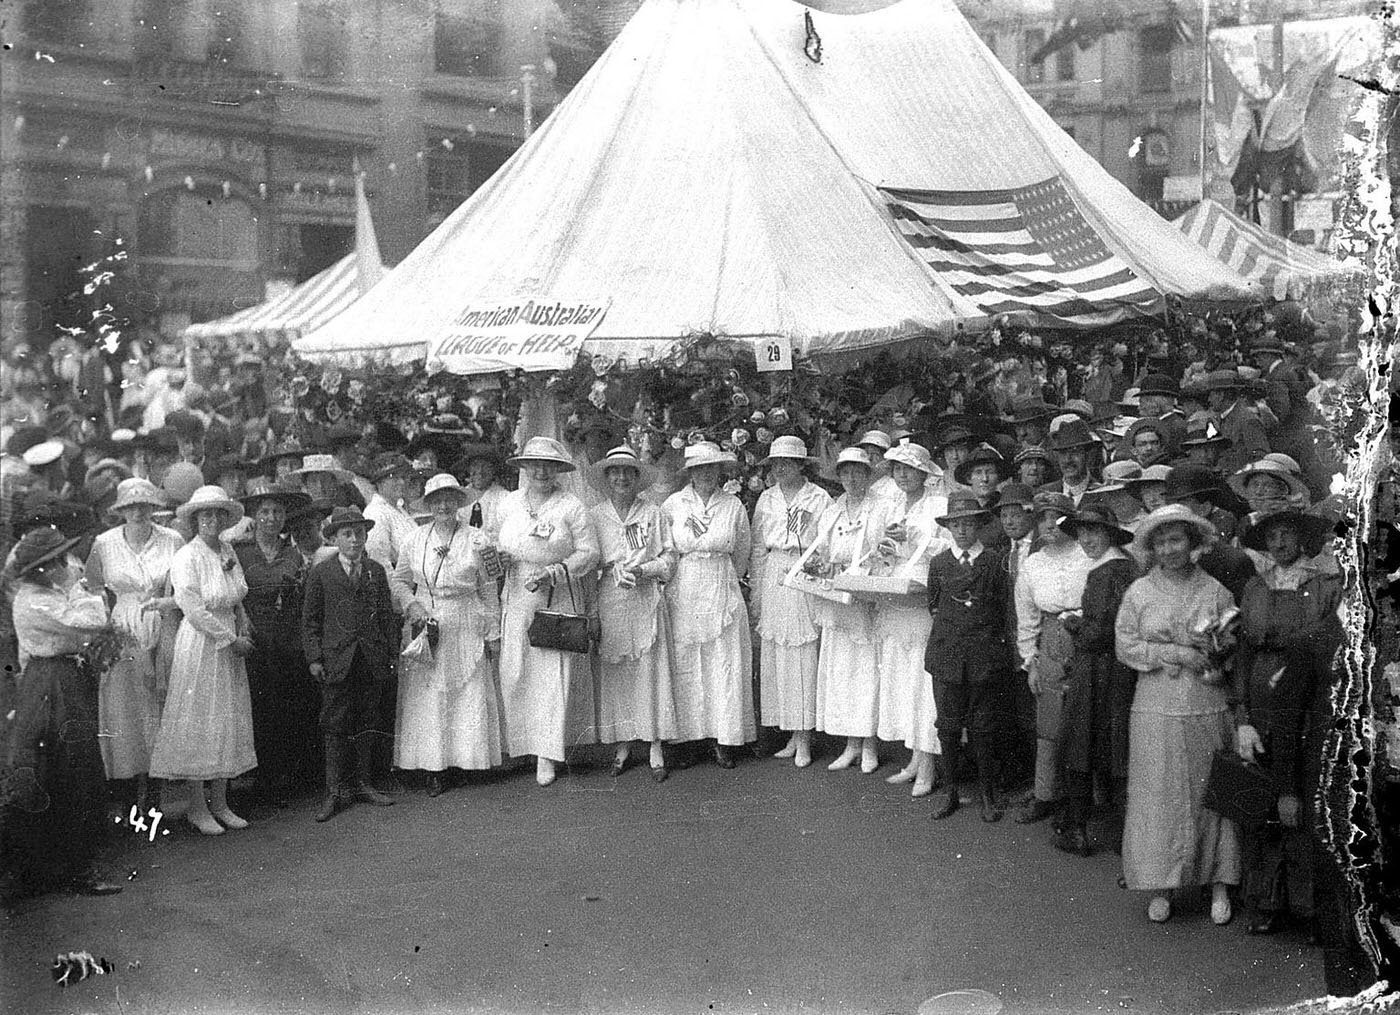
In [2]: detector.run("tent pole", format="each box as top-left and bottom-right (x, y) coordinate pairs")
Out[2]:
(1198, 0), (1210, 199)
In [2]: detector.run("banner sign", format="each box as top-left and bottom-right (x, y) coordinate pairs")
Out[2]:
(426, 298), (611, 375)
(753, 334), (794, 373)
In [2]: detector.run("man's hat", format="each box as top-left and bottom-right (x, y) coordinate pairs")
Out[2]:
(1180, 412), (1230, 448)
(1047, 418), (1098, 451)
(368, 452), (417, 483)
(931, 425), (977, 454)
(1206, 368), (1246, 392)
(995, 482), (1035, 511)
(321, 505), (375, 539)
(936, 493), (993, 525)
(1003, 398), (1055, 425)
(164, 410), (205, 439)
(1032, 491), (1076, 517)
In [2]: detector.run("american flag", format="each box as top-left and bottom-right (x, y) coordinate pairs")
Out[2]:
(881, 176), (1162, 328)
(785, 506), (812, 537)
(623, 522), (649, 551)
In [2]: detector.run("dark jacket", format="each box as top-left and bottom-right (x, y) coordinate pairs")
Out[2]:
(301, 554), (398, 684)
(1199, 542), (1258, 604)
(1060, 554), (1139, 779)
(925, 545), (1011, 682)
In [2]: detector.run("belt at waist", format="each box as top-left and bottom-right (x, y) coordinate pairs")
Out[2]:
(682, 551), (730, 560)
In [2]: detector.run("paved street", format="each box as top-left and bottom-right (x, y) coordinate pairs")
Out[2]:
(5, 746), (1324, 1015)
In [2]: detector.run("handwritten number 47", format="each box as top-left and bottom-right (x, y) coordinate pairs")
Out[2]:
(127, 805), (164, 842)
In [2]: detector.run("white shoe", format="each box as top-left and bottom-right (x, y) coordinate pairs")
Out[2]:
(860, 748), (879, 774)
(187, 812), (224, 836)
(794, 748), (812, 769)
(885, 763), (918, 785)
(212, 808), (249, 830)
(536, 758), (557, 787)
(774, 738), (798, 760)
(1148, 896), (1172, 923)
(827, 749), (858, 771)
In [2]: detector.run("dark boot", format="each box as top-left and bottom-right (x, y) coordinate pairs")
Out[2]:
(314, 737), (345, 823)
(353, 735), (395, 807)
(930, 736), (960, 821)
(1053, 793), (1093, 856)
(973, 733), (1003, 823)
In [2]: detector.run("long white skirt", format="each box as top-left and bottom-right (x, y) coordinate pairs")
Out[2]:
(395, 594), (504, 771)
(815, 600), (879, 738)
(498, 575), (597, 762)
(594, 586), (680, 744)
(668, 556), (754, 746)
(149, 615), (256, 782)
(98, 641), (162, 779)
(757, 548), (821, 731)
(875, 602), (939, 754)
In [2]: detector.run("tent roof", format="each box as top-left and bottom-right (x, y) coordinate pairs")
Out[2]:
(1172, 200), (1360, 302)
(295, 0), (1250, 366)
(184, 253), (366, 343)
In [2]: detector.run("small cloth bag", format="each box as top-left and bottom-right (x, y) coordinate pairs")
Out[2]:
(527, 564), (590, 654)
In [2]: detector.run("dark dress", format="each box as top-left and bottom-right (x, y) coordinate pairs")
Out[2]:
(1058, 553), (1139, 783)
(235, 537), (321, 792)
(1235, 566), (1342, 920)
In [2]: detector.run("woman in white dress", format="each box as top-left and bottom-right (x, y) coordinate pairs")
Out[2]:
(662, 441), (754, 768)
(392, 473), (504, 797)
(149, 485), (257, 836)
(808, 447), (891, 773)
(873, 442), (950, 796)
(587, 446), (679, 782)
(496, 437), (600, 787)
(84, 478), (183, 810)
(748, 436), (831, 768)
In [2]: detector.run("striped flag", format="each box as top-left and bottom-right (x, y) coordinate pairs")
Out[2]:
(881, 176), (1162, 328)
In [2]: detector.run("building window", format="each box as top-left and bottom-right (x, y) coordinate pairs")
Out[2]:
(426, 145), (471, 216)
(23, 0), (88, 43)
(434, 12), (502, 77)
(207, 6), (244, 65)
(1023, 29), (1045, 84)
(1139, 26), (1174, 93)
(140, 187), (257, 266)
(1056, 45), (1075, 82)
(134, 0), (184, 58)
(300, 4), (346, 80)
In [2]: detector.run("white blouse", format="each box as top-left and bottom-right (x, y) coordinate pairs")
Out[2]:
(662, 485), (751, 575)
(12, 582), (109, 667)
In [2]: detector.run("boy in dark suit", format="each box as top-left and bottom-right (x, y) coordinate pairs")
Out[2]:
(925, 494), (1012, 823)
(302, 506), (399, 822)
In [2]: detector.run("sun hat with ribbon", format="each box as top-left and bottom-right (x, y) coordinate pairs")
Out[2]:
(239, 478), (311, 514)
(760, 435), (816, 466)
(110, 477), (167, 513)
(856, 430), (893, 452)
(5, 526), (83, 580)
(321, 505), (375, 539)
(421, 473), (472, 503)
(936, 493), (992, 525)
(1131, 503), (1218, 556)
(1059, 502), (1134, 546)
(507, 436), (577, 472)
(1227, 458), (1310, 503)
(293, 453), (354, 482)
(680, 441), (737, 472)
(884, 442), (937, 475)
(175, 484), (245, 525)
(587, 446), (659, 492)
(1095, 460), (1143, 494)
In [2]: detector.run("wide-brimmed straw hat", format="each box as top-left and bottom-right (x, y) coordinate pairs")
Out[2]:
(761, 435), (816, 466)
(84, 458), (133, 487)
(507, 436), (577, 472)
(680, 441), (737, 472)
(953, 443), (1010, 486)
(856, 430), (893, 451)
(321, 505), (375, 539)
(421, 473), (473, 504)
(884, 442), (936, 475)
(111, 477), (166, 513)
(1239, 507), (1332, 554)
(1059, 502), (1134, 545)
(1227, 458), (1310, 503)
(1095, 460), (1143, 494)
(175, 484), (245, 525)
(293, 453), (354, 482)
(936, 493), (992, 525)
(588, 446), (659, 492)
(1127, 464), (1173, 487)
(825, 446), (874, 481)
(1131, 504), (1218, 556)
(5, 526), (83, 579)
(239, 478), (311, 513)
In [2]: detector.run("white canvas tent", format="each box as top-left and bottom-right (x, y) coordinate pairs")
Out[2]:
(295, 0), (1251, 370)
(1172, 200), (1360, 302)
(185, 174), (387, 345)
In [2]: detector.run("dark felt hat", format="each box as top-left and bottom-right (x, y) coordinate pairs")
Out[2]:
(321, 505), (375, 539)
(936, 493), (993, 525)
(953, 442), (1011, 486)
(1059, 502), (1134, 546)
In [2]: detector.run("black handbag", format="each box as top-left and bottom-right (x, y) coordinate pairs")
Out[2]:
(527, 564), (591, 654)
(1202, 749), (1277, 829)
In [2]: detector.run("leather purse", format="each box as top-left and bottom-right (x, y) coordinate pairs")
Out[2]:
(1202, 749), (1277, 829)
(527, 564), (591, 654)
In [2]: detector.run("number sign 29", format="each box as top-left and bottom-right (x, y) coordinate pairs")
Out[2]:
(754, 335), (793, 373)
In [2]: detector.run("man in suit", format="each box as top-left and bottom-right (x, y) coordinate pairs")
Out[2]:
(302, 506), (399, 822)
(1039, 417), (1101, 507)
(1135, 373), (1187, 456)
(925, 494), (1012, 823)
(1208, 369), (1271, 475)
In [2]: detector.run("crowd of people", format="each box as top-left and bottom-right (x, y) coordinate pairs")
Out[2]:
(0, 320), (1380, 995)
